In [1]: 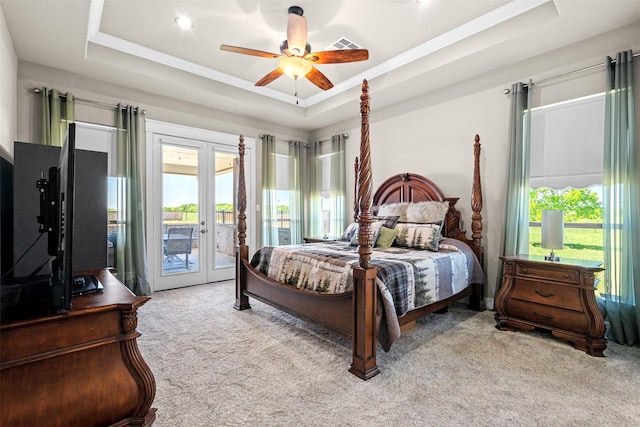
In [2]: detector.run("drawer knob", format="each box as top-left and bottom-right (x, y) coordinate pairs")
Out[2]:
(534, 289), (555, 298)
(564, 274), (570, 278)
(534, 311), (554, 320)
(522, 268), (528, 273)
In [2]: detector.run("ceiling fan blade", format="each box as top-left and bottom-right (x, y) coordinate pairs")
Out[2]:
(306, 67), (333, 91)
(255, 68), (285, 87)
(306, 49), (369, 64)
(220, 45), (280, 59)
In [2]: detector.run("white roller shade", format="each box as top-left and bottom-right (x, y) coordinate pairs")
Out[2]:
(275, 153), (289, 190)
(530, 93), (605, 189)
(320, 154), (331, 198)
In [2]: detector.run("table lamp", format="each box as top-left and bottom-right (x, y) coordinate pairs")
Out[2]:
(542, 209), (564, 262)
(322, 210), (330, 239)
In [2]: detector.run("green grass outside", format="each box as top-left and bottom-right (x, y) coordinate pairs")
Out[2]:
(529, 226), (605, 293)
(529, 226), (604, 264)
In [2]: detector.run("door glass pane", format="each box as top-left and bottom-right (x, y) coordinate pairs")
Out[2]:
(162, 145), (199, 275)
(214, 152), (236, 269)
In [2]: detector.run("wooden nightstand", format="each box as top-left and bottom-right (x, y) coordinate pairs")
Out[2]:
(303, 236), (338, 243)
(495, 255), (606, 356)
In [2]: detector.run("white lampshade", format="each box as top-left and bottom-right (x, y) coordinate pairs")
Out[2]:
(542, 210), (564, 261)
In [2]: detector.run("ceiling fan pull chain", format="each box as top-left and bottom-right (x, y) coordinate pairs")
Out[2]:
(295, 78), (299, 105)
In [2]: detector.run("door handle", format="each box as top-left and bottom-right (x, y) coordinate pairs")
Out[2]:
(200, 229), (208, 234)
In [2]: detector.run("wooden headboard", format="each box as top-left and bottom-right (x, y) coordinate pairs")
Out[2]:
(372, 172), (446, 205)
(354, 136), (484, 265)
(370, 173), (464, 239)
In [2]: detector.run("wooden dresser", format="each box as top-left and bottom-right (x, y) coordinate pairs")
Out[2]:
(495, 255), (606, 356)
(1, 269), (156, 426)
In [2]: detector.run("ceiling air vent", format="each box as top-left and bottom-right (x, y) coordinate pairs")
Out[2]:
(328, 37), (361, 50)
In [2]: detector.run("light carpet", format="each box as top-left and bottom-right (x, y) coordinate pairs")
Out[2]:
(137, 281), (640, 427)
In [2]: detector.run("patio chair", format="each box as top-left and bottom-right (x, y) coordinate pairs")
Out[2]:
(164, 227), (194, 269)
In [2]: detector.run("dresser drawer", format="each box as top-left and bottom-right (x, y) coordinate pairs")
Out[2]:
(511, 279), (583, 311)
(516, 264), (579, 284)
(506, 299), (588, 333)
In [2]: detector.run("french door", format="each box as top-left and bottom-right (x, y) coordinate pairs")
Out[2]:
(146, 121), (255, 291)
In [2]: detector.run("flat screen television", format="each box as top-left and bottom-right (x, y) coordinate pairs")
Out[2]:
(48, 123), (103, 312)
(51, 123), (77, 311)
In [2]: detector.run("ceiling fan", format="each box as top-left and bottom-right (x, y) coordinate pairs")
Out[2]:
(220, 6), (369, 91)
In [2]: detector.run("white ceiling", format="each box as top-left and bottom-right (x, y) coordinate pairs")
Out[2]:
(2, 0), (640, 131)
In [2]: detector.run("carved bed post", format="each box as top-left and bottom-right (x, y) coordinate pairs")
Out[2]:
(234, 134), (250, 311)
(354, 156), (359, 222)
(350, 80), (380, 380)
(468, 134), (485, 311)
(471, 134), (484, 266)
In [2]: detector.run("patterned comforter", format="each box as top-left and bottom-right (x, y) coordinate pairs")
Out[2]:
(250, 238), (485, 350)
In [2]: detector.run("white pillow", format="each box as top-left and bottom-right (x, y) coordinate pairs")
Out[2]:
(377, 202), (409, 222)
(405, 201), (449, 224)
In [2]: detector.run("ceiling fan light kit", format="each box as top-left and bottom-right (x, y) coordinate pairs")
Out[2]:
(219, 5), (369, 92)
(280, 56), (312, 79)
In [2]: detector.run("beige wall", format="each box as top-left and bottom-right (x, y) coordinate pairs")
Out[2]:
(0, 5), (17, 160)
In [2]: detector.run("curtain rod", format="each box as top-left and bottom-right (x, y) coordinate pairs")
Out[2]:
(32, 88), (146, 115)
(313, 134), (349, 144)
(257, 133), (348, 143)
(257, 135), (296, 142)
(503, 51), (640, 94)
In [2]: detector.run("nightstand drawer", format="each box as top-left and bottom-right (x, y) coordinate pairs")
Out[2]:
(506, 299), (588, 333)
(511, 280), (582, 311)
(516, 264), (579, 284)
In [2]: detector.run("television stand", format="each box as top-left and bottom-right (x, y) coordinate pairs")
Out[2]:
(1, 269), (156, 426)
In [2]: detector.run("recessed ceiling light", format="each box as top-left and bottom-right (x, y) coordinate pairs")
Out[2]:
(175, 16), (193, 30)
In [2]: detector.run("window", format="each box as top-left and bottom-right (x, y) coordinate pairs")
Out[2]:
(261, 137), (345, 245)
(528, 93), (605, 264)
(311, 148), (345, 239)
(274, 153), (292, 245)
(318, 153), (335, 237)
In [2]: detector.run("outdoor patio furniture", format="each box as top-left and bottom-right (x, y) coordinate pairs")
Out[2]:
(164, 227), (194, 269)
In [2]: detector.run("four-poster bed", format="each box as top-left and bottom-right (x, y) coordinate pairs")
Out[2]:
(234, 80), (485, 380)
